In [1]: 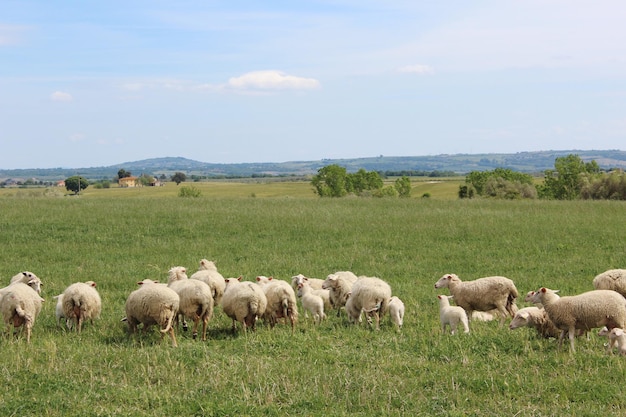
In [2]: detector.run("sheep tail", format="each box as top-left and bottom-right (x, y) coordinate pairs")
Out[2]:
(506, 292), (518, 316)
(160, 306), (176, 334)
(282, 298), (289, 319)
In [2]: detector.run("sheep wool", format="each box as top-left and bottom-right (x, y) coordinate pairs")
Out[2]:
(256, 276), (298, 331)
(592, 269), (626, 298)
(0, 282), (45, 342)
(291, 274), (325, 292)
(388, 296), (405, 330)
(508, 306), (561, 339)
(125, 279), (180, 347)
(322, 271), (359, 316)
(221, 277), (267, 333)
(434, 273), (518, 326)
(296, 282), (326, 325)
(437, 295), (469, 335)
(190, 259), (226, 307)
(344, 277), (392, 330)
(61, 281), (102, 333)
(530, 287), (626, 353)
(167, 266), (214, 341)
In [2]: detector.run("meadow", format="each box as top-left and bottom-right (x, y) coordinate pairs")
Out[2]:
(0, 180), (625, 416)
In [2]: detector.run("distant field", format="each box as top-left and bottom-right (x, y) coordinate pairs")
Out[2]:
(1, 190), (625, 415)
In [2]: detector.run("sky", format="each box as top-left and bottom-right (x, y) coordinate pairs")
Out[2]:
(1, 1), (626, 169)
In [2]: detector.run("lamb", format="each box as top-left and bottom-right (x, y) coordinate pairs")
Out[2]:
(530, 287), (626, 353)
(167, 266), (213, 341)
(0, 282), (45, 342)
(344, 277), (392, 330)
(434, 273), (518, 326)
(221, 277), (267, 333)
(53, 294), (69, 328)
(189, 259), (226, 307)
(291, 274), (325, 291)
(599, 327), (626, 355)
(592, 269), (626, 297)
(322, 271), (359, 316)
(437, 295), (469, 335)
(509, 306), (561, 339)
(61, 280), (102, 333)
(124, 278), (180, 347)
(255, 276), (298, 331)
(296, 282), (326, 325)
(388, 296), (405, 330)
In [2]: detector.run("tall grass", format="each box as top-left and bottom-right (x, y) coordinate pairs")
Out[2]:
(0, 191), (625, 415)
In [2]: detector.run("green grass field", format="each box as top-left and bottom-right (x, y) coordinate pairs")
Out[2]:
(0, 181), (625, 416)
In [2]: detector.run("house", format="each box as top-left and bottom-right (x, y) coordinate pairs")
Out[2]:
(56, 180), (65, 187)
(118, 176), (139, 188)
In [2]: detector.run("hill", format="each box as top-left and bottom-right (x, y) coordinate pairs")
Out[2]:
(1, 150), (625, 181)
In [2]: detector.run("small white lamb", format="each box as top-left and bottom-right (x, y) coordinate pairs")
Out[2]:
(388, 296), (405, 330)
(437, 295), (469, 335)
(297, 282), (326, 325)
(599, 327), (626, 355)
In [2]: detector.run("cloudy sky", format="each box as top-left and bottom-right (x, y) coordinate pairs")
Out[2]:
(1, 1), (625, 169)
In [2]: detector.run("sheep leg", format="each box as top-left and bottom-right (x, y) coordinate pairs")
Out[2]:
(568, 327), (576, 353)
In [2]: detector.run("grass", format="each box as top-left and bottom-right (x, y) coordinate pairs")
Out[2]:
(0, 183), (625, 415)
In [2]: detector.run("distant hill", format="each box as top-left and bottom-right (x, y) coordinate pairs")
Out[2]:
(1, 150), (626, 181)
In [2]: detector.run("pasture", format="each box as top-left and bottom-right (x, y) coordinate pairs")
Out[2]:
(0, 182), (625, 416)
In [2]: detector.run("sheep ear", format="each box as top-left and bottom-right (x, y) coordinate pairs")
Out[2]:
(303, 277), (309, 282)
(553, 290), (560, 294)
(616, 329), (625, 336)
(269, 276), (274, 281)
(540, 287), (547, 293)
(519, 311), (529, 319)
(137, 281), (144, 286)
(90, 282), (97, 287)
(447, 295), (454, 300)
(437, 295), (442, 300)
(237, 276), (242, 281)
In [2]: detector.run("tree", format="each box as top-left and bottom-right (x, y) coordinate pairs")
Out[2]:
(117, 169), (132, 180)
(311, 164), (347, 197)
(137, 174), (154, 186)
(539, 154), (595, 200)
(171, 172), (187, 185)
(65, 176), (89, 195)
(394, 176), (411, 198)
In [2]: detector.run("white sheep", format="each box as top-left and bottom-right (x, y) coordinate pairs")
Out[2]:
(437, 295), (469, 335)
(344, 277), (391, 330)
(190, 259), (226, 307)
(434, 273), (519, 326)
(221, 277), (267, 333)
(322, 271), (359, 316)
(1, 271), (43, 296)
(255, 276), (298, 331)
(0, 282), (45, 342)
(592, 269), (626, 297)
(296, 282), (326, 325)
(167, 266), (213, 341)
(61, 280), (102, 333)
(509, 306), (561, 339)
(53, 294), (70, 328)
(124, 278), (180, 347)
(388, 296), (405, 330)
(291, 274), (325, 291)
(530, 287), (626, 353)
(599, 327), (626, 355)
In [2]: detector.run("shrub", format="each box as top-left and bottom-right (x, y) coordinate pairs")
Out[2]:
(178, 185), (201, 198)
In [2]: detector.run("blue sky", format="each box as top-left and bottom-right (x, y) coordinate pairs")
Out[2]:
(1, 1), (625, 169)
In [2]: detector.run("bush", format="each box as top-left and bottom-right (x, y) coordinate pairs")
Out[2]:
(178, 185), (201, 198)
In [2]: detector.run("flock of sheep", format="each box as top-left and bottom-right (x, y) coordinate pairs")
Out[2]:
(0, 260), (406, 347)
(434, 269), (626, 354)
(3, 261), (626, 354)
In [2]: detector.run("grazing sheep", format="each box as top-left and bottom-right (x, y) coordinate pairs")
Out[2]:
(388, 296), (405, 330)
(0, 282), (45, 342)
(437, 295), (469, 335)
(530, 287), (626, 353)
(125, 279), (180, 347)
(599, 327), (626, 355)
(509, 306), (561, 339)
(9, 271), (43, 294)
(434, 273), (518, 326)
(61, 281), (102, 333)
(291, 274), (325, 291)
(344, 277), (391, 330)
(322, 271), (359, 316)
(296, 282), (326, 325)
(167, 266), (213, 341)
(190, 259), (226, 307)
(221, 277), (267, 333)
(256, 276), (298, 331)
(592, 269), (626, 297)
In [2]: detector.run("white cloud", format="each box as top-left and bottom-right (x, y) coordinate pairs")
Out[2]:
(227, 70), (321, 91)
(50, 91), (73, 102)
(398, 64), (434, 74)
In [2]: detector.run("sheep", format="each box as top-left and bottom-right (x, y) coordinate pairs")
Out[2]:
(344, 277), (391, 330)
(388, 296), (405, 330)
(509, 306), (561, 339)
(221, 277), (267, 333)
(167, 266), (213, 341)
(291, 274), (325, 291)
(189, 259), (226, 307)
(322, 271), (359, 316)
(434, 273), (518, 326)
(296, 282), (326, 325)
(0, 282), (45, 342)
(1, 271), (43, 296)
(592, 269), (626, 297)
(124, 278), (180, 347)
(437, 295), (469, 335)
(61, 280), (102, 333)
(599, 327), (626, 355)
(255, 276), (298, 331)
(53, 294), (70, 328)
(530, 287), (626, 353)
